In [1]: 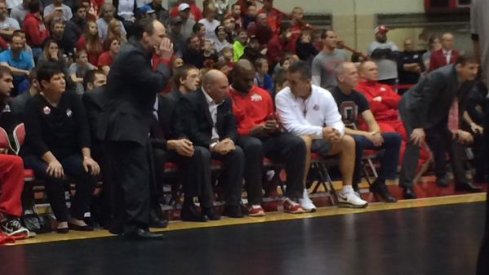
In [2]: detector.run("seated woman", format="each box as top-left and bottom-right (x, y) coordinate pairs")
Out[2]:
(76, 21), (103, 67)
(21, 62), (100, 234)
(36, 39), (68, 69)
(98, 37), (120, 75)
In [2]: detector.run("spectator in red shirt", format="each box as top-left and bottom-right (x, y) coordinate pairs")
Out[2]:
(230, 59), (308, 215)
(429, 32), (460, 71)
(258, 0), (283, 35)
(170, 0), (203, 21)
(247, 13), (272, 48)
(98, 37), (120, 74)
(22, 0), (49, 60)
(289, 6), (306, 53)
(76, 20), (103, 66)
(267, 23), (294, 70)
(225, 3), (242, 30)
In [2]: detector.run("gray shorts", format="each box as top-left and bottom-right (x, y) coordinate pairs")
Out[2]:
(311, 139), (332, 157)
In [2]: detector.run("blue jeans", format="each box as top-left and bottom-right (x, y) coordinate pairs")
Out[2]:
(353, 132), (402, 186)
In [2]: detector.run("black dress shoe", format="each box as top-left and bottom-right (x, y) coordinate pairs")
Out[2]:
(149, 210), (169, 228)
(436, 175), (449, 187)
(454, 182), (483, 193)
(68, 223), (94, 231)
(56, 227), (69, 234)
(222, 205), (244, 218)
(370, 181), (397, 203)
(202, 207), (221, 221)
(402, 187), (417, 199)
(123, 228), (165, 240)
(181, 203), (207, 222)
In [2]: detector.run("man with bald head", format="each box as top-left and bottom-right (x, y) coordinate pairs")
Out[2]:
(429, 32), (460, 71)
(332, 62), (400, 202)
(179, 69), (245, 218)
(99, 18), (173, 240)
(230, 59), (308, 215)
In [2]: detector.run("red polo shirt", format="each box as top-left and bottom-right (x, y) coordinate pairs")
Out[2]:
(229, 85), (274, 136)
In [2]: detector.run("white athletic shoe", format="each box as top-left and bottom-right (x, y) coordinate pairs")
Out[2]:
(299, 189), (317, 212)
(337, 191), (368, 208)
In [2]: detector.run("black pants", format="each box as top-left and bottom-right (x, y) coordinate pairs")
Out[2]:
(237, 133), (306, 204)
(208, 146), (244, 207)
(105, 140), (154, 233)
(153, 146), (214, 208)
(400, 122), (468, 188)
(23, 154), (96, 222)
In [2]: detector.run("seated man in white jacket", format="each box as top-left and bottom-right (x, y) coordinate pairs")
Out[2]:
(275, 61), (368, 208)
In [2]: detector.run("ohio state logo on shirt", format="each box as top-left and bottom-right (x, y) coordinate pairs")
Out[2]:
(251, 93), (263, 102)
(380, 87), (386, 92)
(43, 106), (51, 115)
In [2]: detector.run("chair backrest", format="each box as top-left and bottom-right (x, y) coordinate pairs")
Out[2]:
(12, 123), (25, 155)
(0, 127), (10, 151)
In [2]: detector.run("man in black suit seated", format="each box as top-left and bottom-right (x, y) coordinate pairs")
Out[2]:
(179, 69), (245, 218)
(399, 55), (482, 199)
(151, 94), (219, 222)
(150, 65), (219, 221)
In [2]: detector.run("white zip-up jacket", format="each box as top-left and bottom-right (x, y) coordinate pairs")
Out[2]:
(275, 85), (345, 139)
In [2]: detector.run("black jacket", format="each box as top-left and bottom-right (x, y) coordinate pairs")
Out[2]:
(149, 93), (184, 150)
(179, 89), (237, 148)
(400, 64), (474, 129)
(97, 38), (171, 145)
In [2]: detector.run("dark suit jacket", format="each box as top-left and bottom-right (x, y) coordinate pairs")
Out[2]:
(400, 64), (474, 130)
(149, 93), (185, 150)
(179, 89), (237, 148)
(97, 38), (171, 146)
(429, 48), (460, 71)
(82, 87), (106, 143)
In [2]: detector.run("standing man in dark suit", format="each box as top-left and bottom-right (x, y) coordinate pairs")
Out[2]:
(98, 18), (173, 240)
(180, 70), (245, 218)
(399, 55), (482, 199)
(429, 33), (460, 72)
(471, 1), (489, 272)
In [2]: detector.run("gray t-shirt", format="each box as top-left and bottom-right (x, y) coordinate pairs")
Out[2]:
(0, 17), (20, 31)
(311, 49), (348, 91)
(367, 40), (399, 81)
(10, 4), (28, 25)
(43, 4), (73, 22)
(471, 0), (489, 86)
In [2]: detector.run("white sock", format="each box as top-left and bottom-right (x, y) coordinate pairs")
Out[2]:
(342, 185), (354, 194)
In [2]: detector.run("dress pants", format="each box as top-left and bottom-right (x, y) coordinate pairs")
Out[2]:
(400, 122), (469, 188)
(105, 139), (154, 233)
(207, 146), (244, 207)
(0, 155), (25, 217)
(23, 154), (96, 222)
(153, 146), (214, 208)
(237, 133), (306, 204)
(352, 132), (401, 185)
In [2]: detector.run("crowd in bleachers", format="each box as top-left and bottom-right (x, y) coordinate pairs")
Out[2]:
(0, 0), (487, 242)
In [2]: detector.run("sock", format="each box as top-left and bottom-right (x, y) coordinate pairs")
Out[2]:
(342, 185), (354, 194)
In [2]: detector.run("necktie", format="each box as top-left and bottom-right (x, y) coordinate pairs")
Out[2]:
(444, 51), (450, 64)
(447, 99), (459, 134)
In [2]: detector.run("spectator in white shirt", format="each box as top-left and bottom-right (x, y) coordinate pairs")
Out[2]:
(198, 4), (220, 42)
(0, 1), (20, 40)
(43, 0), (73, 23)
(275, 61), (368, 208)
